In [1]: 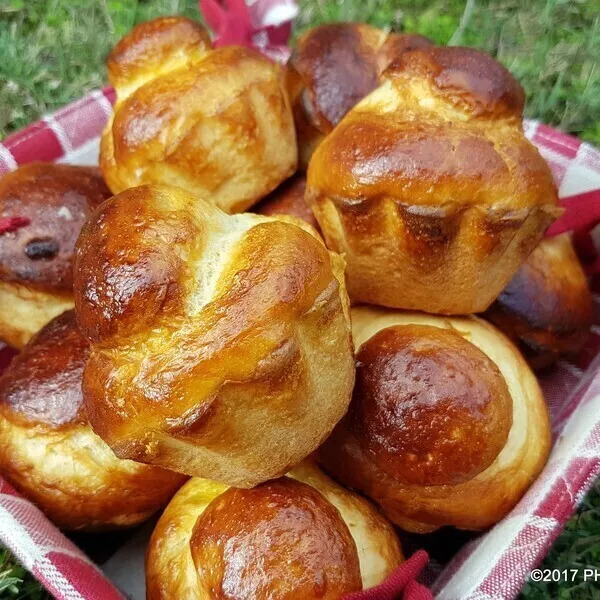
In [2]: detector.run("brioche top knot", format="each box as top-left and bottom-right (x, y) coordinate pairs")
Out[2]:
(190, 478), (362, 599)
(352, 323), (513, 486)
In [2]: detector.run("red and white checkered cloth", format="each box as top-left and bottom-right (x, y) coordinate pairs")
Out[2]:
(2, 4), (600, 597)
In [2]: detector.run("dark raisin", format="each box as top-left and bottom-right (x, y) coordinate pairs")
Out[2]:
(24, 238), (59, 260)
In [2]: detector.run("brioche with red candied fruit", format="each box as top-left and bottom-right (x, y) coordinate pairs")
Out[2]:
(485, 234), (593, 369)
(73, 184), (354, 488)
(306, 46), (561, 314)
(319, 307), (551, 533)
(0, 163), (110, 348)
(146, 461), (403, 600)
(0, 311), (185, 531)
(254, 173), (319, 230)
(287, 22), (432, 166)
(100, 16), (297, 213)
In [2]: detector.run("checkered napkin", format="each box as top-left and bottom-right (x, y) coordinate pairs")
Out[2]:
(1, 3), (600, 598)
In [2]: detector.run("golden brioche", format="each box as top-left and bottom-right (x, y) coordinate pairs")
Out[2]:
(287, 22), (433, 166)
(320, 306), (551, 532)
(146, 461), (403, 599)
(73, 184), (354, 488)
(307, 46), (561, 314)
(0, 163), (111, 348)
(485, 234), (593, 369)
(0, 311), (185, 531)
(101, 16), (297, 213)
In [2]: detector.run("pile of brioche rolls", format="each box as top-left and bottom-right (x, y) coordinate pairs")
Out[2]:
(0, 17), (592, 600)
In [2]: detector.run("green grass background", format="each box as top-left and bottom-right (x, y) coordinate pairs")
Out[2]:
(0, 0), (599, 598)
(1, 0), (600, 143)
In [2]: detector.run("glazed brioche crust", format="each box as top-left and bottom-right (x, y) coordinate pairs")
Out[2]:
(319, 307), (551, 533)
(0, 162), (110, 348)
(306, 188), (559, 313)
(290, 23), (388, 134)
(287, 22), (433, 166)
(146, 462), (402, 600)
(0, 163), (111, 293)
(0, 416), (185, 531)
(0, 311), (88, 427)
(74, 184), (354, 487)
(308, 51), (551, 210)
(288, 462), (403, 589)
(107, 16), (212, 98)
(190, 479), (362, 599)
(485, 234), (593, 369)
(101, 17), (297, 213)
(0, 311), (184, 531)
(290, 23), (434, 131)
(352, 324), (513, 487)
(390, 45), (525, 118)
(307, 46), (561, 313)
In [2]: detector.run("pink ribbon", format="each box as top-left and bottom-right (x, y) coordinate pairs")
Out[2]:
(547, 189), (600, 275)
(345, 551), (433, 600)
(199, 0), (297, 62)
(0, 216), (29, 235)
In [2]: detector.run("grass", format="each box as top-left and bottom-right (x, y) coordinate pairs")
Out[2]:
(0, 0), (599, 142)
(297, 0), (600, 143)
(0, 548), (48, 600)
(521, 478), (600, 600)
(0, 0), (599, 598)
(0, 0), (200, 137)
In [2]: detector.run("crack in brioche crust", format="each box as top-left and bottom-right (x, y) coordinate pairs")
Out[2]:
(0, 311), (185, 531)
(485, 234), (593, 369)
(73, 184), (354, 488)
(319, 307), (551, 533)
(307, 46), (561, 314)
(287, 22), (433, 166)
(101, 17), (297, 213)
(146, 462), (402, 600)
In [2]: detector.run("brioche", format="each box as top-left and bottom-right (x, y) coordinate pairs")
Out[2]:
(307, 46), (561, 314)
(146, 461), (402, 599)
(287, 22), (432, 166)
(101, 16), (297, 213)
(320, 306), (551, 532)
(485, 234), (593, 369)
(0, 163), (110, 348)
(73, 184), (354, 488)
(0, 311), (185, 531)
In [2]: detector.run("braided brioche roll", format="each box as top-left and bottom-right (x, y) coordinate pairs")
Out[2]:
(0, 311), (185, 531)
(307, 46), (561, 314)
(73, 184), (354, 488)
(100, 17), (297, 213)
(0, 163), (110, 348)
(485, 234), (593, 369)
(287, 23), (432, 166)
(319, 306), (551, 533)
(147, 461), (403, 599)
